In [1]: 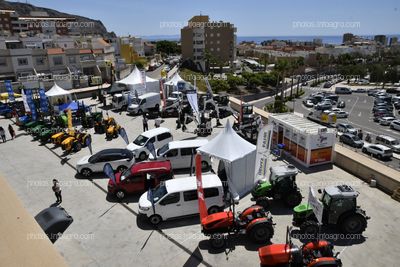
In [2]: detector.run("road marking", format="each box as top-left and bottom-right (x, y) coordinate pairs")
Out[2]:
(363, 99), (367, 104)
(358, 112), (362, 117)
(348, 96), (359, 115)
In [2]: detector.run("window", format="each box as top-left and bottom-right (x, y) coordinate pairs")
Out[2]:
(217, 40), (220, 44)
(68, 56), (76, 64)
(159, 193), (180, 205)
(217, 33), (220, 37)
(216, 47), (220, 52)
(0, 57), (6, 66)
(210, 33), (214, 37)
(181, 147), (194, 156)
(204, 188), (219, 198)
(157, 132), (171, 141)
(140, 99), (146, 105)
(166, 149), (178, 158)
(148, 137), (155, 143)
(183, 190), (198, 201)
(17, 58), (28, 66)
(36, 57), (45, 65)
(53, 56), (63, 65)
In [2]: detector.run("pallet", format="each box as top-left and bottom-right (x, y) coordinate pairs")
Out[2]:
(391, 188), (400, 202)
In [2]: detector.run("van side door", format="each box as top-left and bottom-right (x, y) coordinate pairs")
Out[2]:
(157, 192), (182, 219)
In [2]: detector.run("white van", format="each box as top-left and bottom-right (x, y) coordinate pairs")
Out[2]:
(112, 92), (129, 110)
(335, 87), (352, 94)
(149, 139), (212, 170)
(126, 127), (173, 161)
(127, 92), (161, 115)
(138, 174), (224, 225)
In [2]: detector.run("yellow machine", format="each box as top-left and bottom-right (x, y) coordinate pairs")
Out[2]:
(51, 131), (68, 145)
(105, 118), (121, 140)
(61, 132), (91, 153)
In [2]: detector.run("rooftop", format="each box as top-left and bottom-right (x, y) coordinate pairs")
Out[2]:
(269, 113), (331, 134)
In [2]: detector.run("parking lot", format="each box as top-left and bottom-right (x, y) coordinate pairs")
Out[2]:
(1, 96), (400, 267)
(291, 85), (400, 171)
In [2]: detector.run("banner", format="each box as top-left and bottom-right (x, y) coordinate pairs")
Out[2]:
(160, 78), (166, 108)
(25, 89), (37, 120)
(39, 87), (49, 113)
(195, 153), (208, 220)
(187, 93), (199, 117)
(140, 71), (147, 89)
(308, 187), (324, 224)
(103, 163), (116, 185)
(5, 80), (15, 102)
(22, 90), (30, 112)
(118, 127), (129, 145)
(205, 77), (213, 98)
(254, 125), (273, 182)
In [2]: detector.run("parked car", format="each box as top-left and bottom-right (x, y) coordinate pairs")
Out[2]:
(335, 87), (352, 94)
(138, 174), (225, 225)
(354, 88), (367, 93)
(368, 89), (378, 96)
(336, 123), (358, 134)
(374, 109), (393, 118)
(394, 102), (400, 110)
(108, 160), (173, 199)
(362, 144), (393, 160)
(372, 104), (393, 112)
(126, 127), (173, 161)
(150, 139), (211, 170)
(379, 117), (396, 126)
(303, 99), (314, 108)
(76, 149), (135, 177)
(314, 102), (332, 111)
(335, 110), (349, 118)
(337, 100), (346, 108)
(390, 120), (400, 131)
(375, 135), (400, 153)
(339, 133), (364, 148)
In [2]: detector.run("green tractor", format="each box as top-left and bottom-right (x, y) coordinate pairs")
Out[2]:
(251, 165), (303, 209)
(292, 185), (370, 235)
(31, 122), (53, 139)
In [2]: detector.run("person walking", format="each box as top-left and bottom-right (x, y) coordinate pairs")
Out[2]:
(0, 126), (6, 143)
(8, 124), (15, 140)
(52, 179), (62, 204)
(154, 116), (161, 128)
(142, 114), (149, 132)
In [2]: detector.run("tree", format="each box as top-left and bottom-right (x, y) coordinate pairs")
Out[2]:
(209, 79), (229, 94)
(274, 59), (289, 101)
(156, 40), (180, 55)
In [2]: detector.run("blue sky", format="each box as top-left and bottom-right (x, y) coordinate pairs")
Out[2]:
(17, 0), (400, 36)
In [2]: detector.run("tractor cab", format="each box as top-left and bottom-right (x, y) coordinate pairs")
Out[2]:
(241, 103), (254, 123)
(269, 165), (298, 192)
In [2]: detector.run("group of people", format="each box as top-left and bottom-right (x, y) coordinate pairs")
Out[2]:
(0, 124), (15, 143)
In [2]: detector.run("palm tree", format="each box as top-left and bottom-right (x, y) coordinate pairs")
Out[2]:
(274, 59), (289, 102)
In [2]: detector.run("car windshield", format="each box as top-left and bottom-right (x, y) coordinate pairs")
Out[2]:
(133, 135), (149, 146)
(352, 135), (361, 141)
(157, 143), (169, 156)
(321, 192), (331, 206)
(131, 98), (140, 104)
(88, 154), (98, 163)
(150, 183), (168, 203)
(120, 168), (131, 180)
(391, 140), (400, 145)
(346, 125), (354, 129)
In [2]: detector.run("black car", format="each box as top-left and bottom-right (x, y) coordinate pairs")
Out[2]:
(337, 100), (346, 108)
(339, 133), (364, 148)
(368, 90), (378, 96)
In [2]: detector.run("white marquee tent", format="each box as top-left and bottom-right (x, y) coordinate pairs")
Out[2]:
(45, 83), (72, 105)
(164, 72), (185, 97)
(113, 66), (159, 95)
(198, 121), (257, 198)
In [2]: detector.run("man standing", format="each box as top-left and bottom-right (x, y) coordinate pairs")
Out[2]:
(0, 126), (6, 143)
(154, 116), (162, 128)
(142, 114), (149, 132)
(8, 124), (15, 140)
(52, 179), (62, 203)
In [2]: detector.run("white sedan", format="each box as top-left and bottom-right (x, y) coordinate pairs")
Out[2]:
(379, 117), (396, 126)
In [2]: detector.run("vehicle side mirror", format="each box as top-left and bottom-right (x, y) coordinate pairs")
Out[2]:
(317, 189), (322, 194)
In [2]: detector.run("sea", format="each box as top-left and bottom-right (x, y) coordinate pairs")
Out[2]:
(143, 35), (400, 45)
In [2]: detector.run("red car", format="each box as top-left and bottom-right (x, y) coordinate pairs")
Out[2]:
(108, 160), (173, 200)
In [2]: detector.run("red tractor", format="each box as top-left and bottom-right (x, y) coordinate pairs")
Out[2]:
(195, 153), (274, 249)
(258, 227), (342, 267)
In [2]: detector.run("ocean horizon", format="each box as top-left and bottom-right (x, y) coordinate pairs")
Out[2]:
(142, 34), (400, 45)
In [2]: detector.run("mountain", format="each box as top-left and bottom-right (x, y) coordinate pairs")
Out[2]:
(0, 0), (115, 37)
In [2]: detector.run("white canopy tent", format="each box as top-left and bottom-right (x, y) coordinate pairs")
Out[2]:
(113, 66), (159, 95)
(198, 121), (256, 198)
(45, 83), (72, 105)
(164, 72), (185, 98)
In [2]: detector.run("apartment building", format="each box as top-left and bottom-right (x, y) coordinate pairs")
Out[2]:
(181, 15), (236, 72)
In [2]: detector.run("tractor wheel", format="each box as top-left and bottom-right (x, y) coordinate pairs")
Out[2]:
(209, 235), (225, 249)
(284, 191), (302, 207)
(248, 223), (274, 243)
(208, 206), (221, 214)
(138, 152), (147, 161)
(340, 214), (367, 234)
(300, 221), (319, 238)
(255, 197), (270, 210)
(117, 165), (128, 173)
(73, 142), (82, 152)
(149, 214), (162, 225)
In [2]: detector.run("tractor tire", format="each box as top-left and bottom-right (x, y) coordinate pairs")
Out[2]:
(299, 221), (319, 238)
(248, 222), (274, 243)
(117, 165), (128, 173)
(209, 235), (225, 249)
(73, 142), (82, 152)
(255, 197), (270, 210)
(149, 214), (162, 225)
(339, 214), (367, 234)
(284, 191), (302, 207)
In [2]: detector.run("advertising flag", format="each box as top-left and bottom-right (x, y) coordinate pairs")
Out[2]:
(5, 80), (15, 102)
(67, 109), (74, 135)
(85, 135), (92, 155)
(118, 127), (129, 145)
(308, 187), (324, 224)
(205, 77), (213, 98)
(254, 125), (273, 182)
(195, 153), (208, 221)
(103, 163), (116, 185)
(22, 90), (30, 112)
(140, 71), (147, 89)
(145, 141), (156, 158)
(25, 89), (37, 120)
(39, 87), (49, 113)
